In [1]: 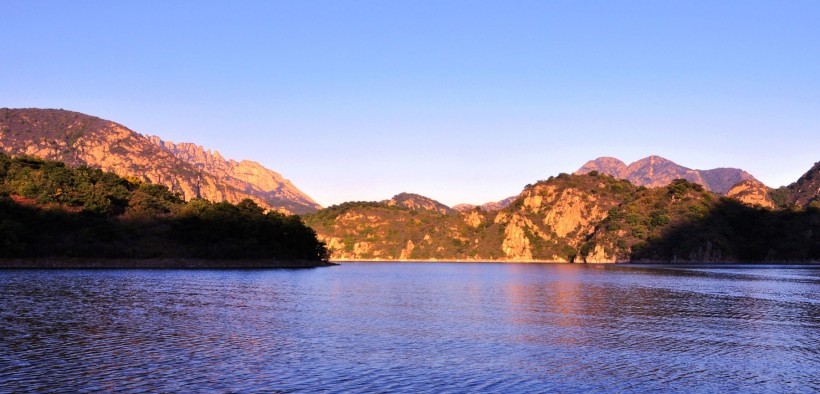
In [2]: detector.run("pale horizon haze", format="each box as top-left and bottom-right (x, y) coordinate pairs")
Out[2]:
(3, 1), (819, 207)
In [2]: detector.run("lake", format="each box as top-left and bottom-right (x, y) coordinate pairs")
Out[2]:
(1, 263), (819, 393)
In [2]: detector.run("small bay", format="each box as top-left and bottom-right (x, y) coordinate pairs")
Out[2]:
(1, 263), (819, 393)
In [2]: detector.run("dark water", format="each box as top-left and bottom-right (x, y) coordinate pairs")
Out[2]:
(1, 263), (819, 393)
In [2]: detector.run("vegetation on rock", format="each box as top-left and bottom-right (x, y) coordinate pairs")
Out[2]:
(0, 108), (320, 214)
(576, 155), (755, 194)
(306, 171), (820, 263)
(0, 153), (328, 261)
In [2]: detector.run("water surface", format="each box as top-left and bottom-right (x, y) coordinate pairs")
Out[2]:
(1, 263), (819, 392)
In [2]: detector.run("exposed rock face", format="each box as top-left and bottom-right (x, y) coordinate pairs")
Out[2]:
(0, 108), (320, 214)
(383, 193), (453, 214)
(305, 173), (638, 262)
(726, 179), (775, 208)
(787, 161), (820, 207)
(306, 171), (820, 263)
(576, 155), (757, 194)
(148, 137), (319, 214)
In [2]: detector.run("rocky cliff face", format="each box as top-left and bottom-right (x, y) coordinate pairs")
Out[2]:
(304, 173), (639, 262)
(576, 155), (756, 194)
(148, 137), (319, 213)
(0, 108), (320, 214)
(787, 161), (820, 207)
(726, 179), (774, 208)
(305, 168), (820, 262)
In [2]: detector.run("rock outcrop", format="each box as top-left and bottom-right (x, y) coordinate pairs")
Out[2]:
(726, 179), (774, 208)
(786, 161), (820, 207)
(0, 108), (320, 214)
(304, 173), (639, 262)
(576, 155), (756, 194)
(148, 137), (319, 213)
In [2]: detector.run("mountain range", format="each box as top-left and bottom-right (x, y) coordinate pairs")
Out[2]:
(0, 108), (319, 214)
(575, 156), (755, 194)
(305, 166), (820, 262)
(3, 108), (819, 262)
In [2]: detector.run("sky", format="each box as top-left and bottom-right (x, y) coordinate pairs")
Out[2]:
(3, 1), (819, 207)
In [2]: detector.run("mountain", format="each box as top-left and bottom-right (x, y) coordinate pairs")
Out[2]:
(304, 173), (641, 262)
(452, 196), (517, 212)
(575, 155), (756, 194)
(147, 137), (319, 214)
(0, 108), (319, 214)
(304, 171), (820, 262)
(383, 193), (454, 214)
(576, 157), (628, 178)
(0, 153), (328, 263)
(725, 179), (774, 209)
(452, 203), (477, 212)
(786, 161), (820, 207)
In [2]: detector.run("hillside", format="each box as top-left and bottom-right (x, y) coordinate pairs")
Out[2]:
(305, 173), (639, 262)
(0, 153), (328, 262)
(0, 108), (319, 214)
(725, 179), (774, 208)
(787, 161), (820, 207)
(306, 170), (820, 263)
(148, 137), (319, 214)
(575, 155), (756, 194)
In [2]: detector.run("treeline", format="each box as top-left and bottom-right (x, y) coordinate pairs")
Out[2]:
(591, 179), (820, 262)
(0, 153), (328, 261)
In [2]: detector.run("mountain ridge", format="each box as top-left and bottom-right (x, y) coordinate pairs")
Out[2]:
(0, 108), (319, 214)
(305, 163), (820, 262)
(575, 155), (756, 194)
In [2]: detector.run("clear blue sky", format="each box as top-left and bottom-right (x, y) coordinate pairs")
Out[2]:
(3, 1), (819, 207)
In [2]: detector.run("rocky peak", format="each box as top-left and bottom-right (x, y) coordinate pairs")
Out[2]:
(575, 155), (756, 194)
(726, 179), (774, 208)
(576, 157), (628, 178)
(148, 136), (320, 213)
(384, 193), (454, 214)
(0, 108), (320, 214)
(787, 161), (820, 206)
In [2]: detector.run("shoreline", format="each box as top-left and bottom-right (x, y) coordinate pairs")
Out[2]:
(0, 258), (337, 269)
(330, 259), (820, 265)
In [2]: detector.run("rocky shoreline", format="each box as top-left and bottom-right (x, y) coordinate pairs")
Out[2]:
(0, 258), (337, 269)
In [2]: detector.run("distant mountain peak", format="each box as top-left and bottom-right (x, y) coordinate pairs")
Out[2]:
(576, 155), (757, 194)
(383, 192), (454, 214)
(453, 196), (517, 212)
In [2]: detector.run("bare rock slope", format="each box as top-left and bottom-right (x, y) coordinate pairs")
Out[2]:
(0, 108), (319, 214)
(725, 179), (774, 208)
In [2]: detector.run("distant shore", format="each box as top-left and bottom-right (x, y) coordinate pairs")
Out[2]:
(331, 259), (820, 265)
(0, 258), (337, 269)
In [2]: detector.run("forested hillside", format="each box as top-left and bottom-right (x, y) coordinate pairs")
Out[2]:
(306, 172), (820, 262)
(0, 153), (328, 261)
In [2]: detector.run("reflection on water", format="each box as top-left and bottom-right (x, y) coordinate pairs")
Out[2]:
(1, 264), (819, 392)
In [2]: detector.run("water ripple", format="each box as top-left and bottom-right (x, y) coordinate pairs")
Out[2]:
(1, 264), (819, 393)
